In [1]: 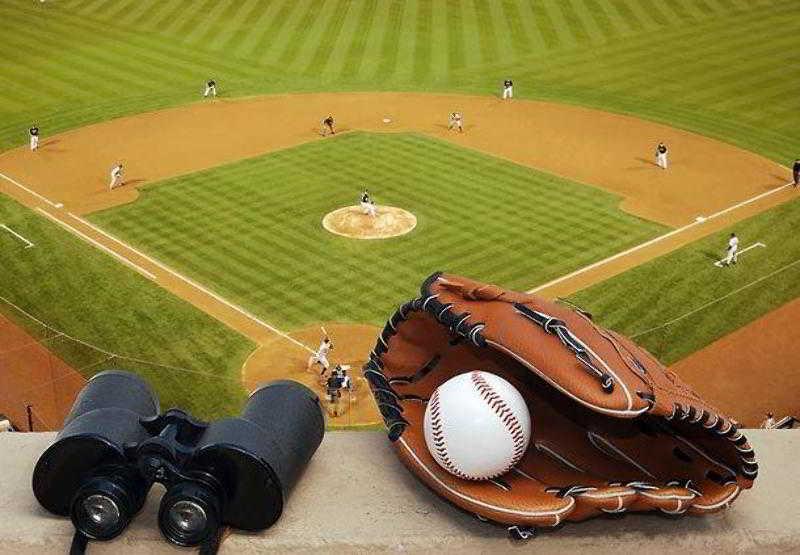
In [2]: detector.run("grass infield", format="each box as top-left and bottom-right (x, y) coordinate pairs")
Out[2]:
(568, 197), (800, 365)
(0, 195), (253, 419)
(90, 132), (666, 328)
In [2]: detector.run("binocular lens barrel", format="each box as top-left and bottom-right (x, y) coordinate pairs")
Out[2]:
(243, 380), (325, 492)
(158, 481), (221, 547)
(64, 370), (160, 426)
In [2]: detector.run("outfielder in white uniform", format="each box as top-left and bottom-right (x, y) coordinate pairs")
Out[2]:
(29, 125), (40, 151)
(502, 79), (513, 99)
(448, 112), (464, 133)
(724, 233), (739, 266)
(360, 190), (377, 217)
(109, 163), (123, 190)
(203, 79), (217, 98)
(307, 337), (333, 374)
(656, 142), (669, 169)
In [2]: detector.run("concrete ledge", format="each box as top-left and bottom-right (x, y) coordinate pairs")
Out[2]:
(0, 430), (797, 553)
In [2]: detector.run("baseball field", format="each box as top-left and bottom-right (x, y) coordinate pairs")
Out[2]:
(1, 0), (798, 429)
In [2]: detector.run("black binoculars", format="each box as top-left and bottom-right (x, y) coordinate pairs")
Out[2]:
(32, 371), (324, 553)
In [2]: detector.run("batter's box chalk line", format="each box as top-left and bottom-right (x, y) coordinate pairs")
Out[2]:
(714, 242), (766, 267)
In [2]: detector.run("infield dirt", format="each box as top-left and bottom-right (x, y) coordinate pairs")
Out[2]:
(0, 92), (795, 427)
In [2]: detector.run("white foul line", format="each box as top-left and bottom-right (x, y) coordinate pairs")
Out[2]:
(0, 224), (34, 248)
(35, 208), (157, 281)
(68, 212), (313, 353)
(0, 171), (63, 208)
(713, 242), (766, 267)
(527, 181), (794, 293)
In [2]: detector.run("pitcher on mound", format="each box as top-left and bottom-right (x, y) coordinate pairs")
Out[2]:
(361, 189), (377, 217)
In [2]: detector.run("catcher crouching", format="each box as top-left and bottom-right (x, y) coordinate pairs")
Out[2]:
(363, 272), (757, 539)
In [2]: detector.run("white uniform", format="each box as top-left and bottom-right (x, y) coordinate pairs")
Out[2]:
(29, 127), (39, 151)
(656, 144), (668, 169)
(109, 165), (123, 190)
(360, 192), (377, 217)
(761, 415), (776, 429)
(308, 339), (332, 371)
(448, 112), (463, 132)
(203, 80), (217, 98)
(725, 235), (739, 265)
(502, 79), (513, 99)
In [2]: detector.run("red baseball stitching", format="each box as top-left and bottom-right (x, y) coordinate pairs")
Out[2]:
(428, 390), (472, 479)
(470, 372), (527, 465)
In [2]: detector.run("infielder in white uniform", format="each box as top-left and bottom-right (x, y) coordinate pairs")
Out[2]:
(109, 163), (123, 190)
(656, 142), (669, 169)
(307, 336), (333, 374)
(724, 232), (739, 266)
(29, 125), (40, 151)
(360, 189), (377, 217)
(448, 112), (464, 133)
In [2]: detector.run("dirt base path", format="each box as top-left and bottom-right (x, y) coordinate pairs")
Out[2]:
(0, 93), (789, 224)
(0, 313), (86, 430)
(671, 297), (800, 427)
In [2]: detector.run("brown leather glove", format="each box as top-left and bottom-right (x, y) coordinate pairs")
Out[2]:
(364, 272), (757, 539)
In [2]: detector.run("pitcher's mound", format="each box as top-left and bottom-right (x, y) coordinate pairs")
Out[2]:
(322, 205), (417, 239)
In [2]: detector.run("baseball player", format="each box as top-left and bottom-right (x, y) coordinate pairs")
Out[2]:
(760, 412), (776, 429)
(325, 372), (344, 417)
(502, 78), (513, 99)
(723, 232), (739, 266)
(320, 115), (335, 136)
(29, 124), (39, 151)
(203, 79), (217, 98)
(448, 111), (463, 133)
(307, 336), (333, 374)
(655, 142), (668, 169)
(108, 163), (124, 190)
(360, 189), (377, 217)
(792, 158), (799, 188)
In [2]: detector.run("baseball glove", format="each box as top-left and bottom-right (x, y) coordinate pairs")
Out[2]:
(364, 272), (757, 538)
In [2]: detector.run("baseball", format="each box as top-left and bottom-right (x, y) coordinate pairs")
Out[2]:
(424, 371), (531, 480)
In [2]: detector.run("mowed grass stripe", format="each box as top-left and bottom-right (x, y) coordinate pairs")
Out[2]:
(90, 133), (664, 329)
(570, 198), (800, 364)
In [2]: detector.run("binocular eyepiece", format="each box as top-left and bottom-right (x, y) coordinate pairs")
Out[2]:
(32, 371), (325, 553)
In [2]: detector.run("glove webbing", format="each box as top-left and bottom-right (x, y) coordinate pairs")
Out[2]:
(513, 303), (614, 393)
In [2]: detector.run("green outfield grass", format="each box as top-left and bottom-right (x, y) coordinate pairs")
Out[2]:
(568, 197), (800, 365)
(0, 194), (253, 419)
(89, 132), (665, 328)
(0, 0), (798, 163)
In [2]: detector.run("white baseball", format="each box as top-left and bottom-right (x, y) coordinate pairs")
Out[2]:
(424, 371), (531, 480)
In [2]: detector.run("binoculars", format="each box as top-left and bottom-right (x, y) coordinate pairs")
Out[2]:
(32, 371), (324, 553)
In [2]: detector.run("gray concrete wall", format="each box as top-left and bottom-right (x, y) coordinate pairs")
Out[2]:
(0, 430), (797, 554)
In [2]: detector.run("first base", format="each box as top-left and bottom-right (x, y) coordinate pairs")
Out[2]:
(382, 118), (392, 123)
